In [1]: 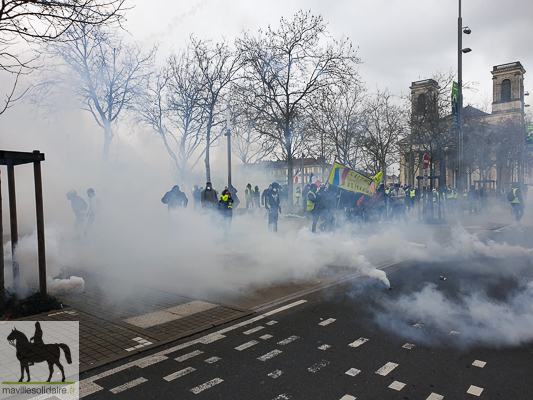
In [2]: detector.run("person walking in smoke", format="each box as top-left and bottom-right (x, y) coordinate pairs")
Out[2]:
(245, 183), (254, 209)
(201, 182), (218, 210)
(307, 183), (321, 233)
(265, 182), (282, 232)
(389, 183), (408, 223)
(161, 185), (188, 211)
(192, 185), (202, 211)
(508, 183), (524, 224)
(85, 188), (102, 238)
(66, 189), (87, 238)
(217, 188), (234, 234)
(294, 187), (301, 206)
(253, 185), (261, 208)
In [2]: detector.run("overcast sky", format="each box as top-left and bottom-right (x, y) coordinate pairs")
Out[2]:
(125, 0), (533, 109)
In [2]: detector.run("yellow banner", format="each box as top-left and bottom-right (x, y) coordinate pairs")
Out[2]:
(327, 162), (373, 195)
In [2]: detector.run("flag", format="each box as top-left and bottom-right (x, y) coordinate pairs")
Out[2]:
(369, 171), (383, 194)
(309, 172), (322, 187)
(327, 162), (373, 195)
(294, 169), (300, 183)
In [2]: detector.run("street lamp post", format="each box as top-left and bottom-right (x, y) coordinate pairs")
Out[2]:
(226, 104), (232, 190)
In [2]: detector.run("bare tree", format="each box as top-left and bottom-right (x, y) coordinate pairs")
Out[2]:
(236, 10), (361, 206)
(230, 116), (274, 165)
(361, 89), (405, 176)
(35, 25), (155, 161)
(1, 0), (126, 112)
(190, 36), (241, 183)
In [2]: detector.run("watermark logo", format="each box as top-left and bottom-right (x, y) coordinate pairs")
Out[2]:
(0, 321), (79, 399)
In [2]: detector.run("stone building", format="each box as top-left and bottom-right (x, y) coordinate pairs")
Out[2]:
(400, 61), (528, 191)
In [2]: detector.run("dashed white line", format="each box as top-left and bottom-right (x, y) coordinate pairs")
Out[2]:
(308, 359), (329, 373)
(235, 340), (259, 351)
(426, 393), (444, 400)
(199, 334), (226, 344)
(472, 360), (486, 368)
(190, 378), (224, 394)
(340, 396), (356, 400)
(266, 320), (278, 325)
(109, 377), (147, 394)
(175, 350), (204, 362)
(268, 370), (283, 379)
(389, 381), (406, 391)
(258, 349), (283, 361)
(204, 356), (221, 364)
(402, 343), (415, 349)
(163, 367), (196, 382)
(277, 336), (299, 345)
(349, 338), (369, 348)
(273, 394), (291, 400)
(318, 344), (331, 350)
(345, 368), (361, 377)
(376, 362), (399, 376)
(260, 334), (273, 340)
(243, 326), (264, 335)
(136, 355), (168, 368)
(412, 323), (424, 328)
(319, 318), (336, 326)
(263, 300), (307, 316)
(467, 385), (484, 396)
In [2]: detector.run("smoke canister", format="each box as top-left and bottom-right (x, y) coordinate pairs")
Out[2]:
(439, 276), (446, 280)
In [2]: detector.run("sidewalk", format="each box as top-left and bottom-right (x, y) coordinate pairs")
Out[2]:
(17, 203), (530, 374)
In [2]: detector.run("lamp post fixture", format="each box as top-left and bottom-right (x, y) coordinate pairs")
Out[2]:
(457, 0), (471, 201)
(226, 104), (232, 190)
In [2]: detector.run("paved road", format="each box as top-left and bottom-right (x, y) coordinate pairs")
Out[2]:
(77, 222), (533, 400)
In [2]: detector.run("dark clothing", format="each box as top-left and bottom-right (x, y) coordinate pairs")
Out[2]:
(265, 189), (281, 232)
(201, 188), (218, 209)
(192, 188), (202, 210)
(512, 203), (525, 222)
(217, 195), (234, 233)
(261, 188), (271, 207)
(162, 187), (188, 209)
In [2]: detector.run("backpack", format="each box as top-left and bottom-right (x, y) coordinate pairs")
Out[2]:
(507, 189), (515, 202)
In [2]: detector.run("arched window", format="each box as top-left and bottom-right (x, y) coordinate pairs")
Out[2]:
(501, 79), (511, 101)
(416, 94), (426, 112)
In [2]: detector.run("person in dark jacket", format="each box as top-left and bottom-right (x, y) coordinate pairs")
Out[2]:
(307, 184), (320, 233)
(262, 184), (272, 207)
(162, 185), (188, 210)
(253, 185), (261, 208)
(508, 183), (524, 223)
(192, 185), (202, 211)
(66, 189), (87, 237)
(218, 188), (234, 233)
(245, 183), (253, 209)
(201, 182), (218, 210)
(265, 182), (282, 232)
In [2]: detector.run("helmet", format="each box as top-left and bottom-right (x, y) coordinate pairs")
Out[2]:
(271, 182), (280, 189)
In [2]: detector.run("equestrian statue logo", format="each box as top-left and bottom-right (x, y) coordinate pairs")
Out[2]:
(7, 322), (72, 382)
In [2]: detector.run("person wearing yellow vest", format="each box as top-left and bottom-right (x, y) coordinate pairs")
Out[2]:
(307, 184), (320, 233)
(294, 187), (301, 206)
(265, 182), (282, 232)
(253, 185), (261, 208)
(217, 188), (234, 233)
(507, 183), (524, 223)
(245, 183), (253, 209)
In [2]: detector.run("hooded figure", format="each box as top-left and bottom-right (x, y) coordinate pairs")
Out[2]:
(245, 183), (253, 209)
(162, 185), (188, 210)
(265, 182), (281, 232)
(66, 189), (87, 236)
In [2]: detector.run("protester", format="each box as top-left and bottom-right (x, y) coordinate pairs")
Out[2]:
(201, 182), (218, 210)
(389, 183), (408, 223)
(307, 184), (320, 233)
(508, 183), (524, 224)
(245, 183), (254, 209)
(265, 182), (282, 232)
(161, 185), (188, 210)
(253, 185), (261, 208)
(218, 188), (234, 233)
(192, 185), (202, 211)
(66, 189), (87, 237)
(85, 188), (102, 237)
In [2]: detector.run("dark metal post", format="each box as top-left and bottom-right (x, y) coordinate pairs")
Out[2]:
(457, 0), (464, 211)
(226, 105), (232, 190)
(0, 171), (4, 316)
(7, 163), (19, 289)
(33, 151), (47, 295)
(301, 154), (305, 213)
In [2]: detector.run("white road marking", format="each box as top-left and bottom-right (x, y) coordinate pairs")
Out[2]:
(449, 331), (460, 335)
(190, 378), (224, 394)
(277, 336), (299, 345)
(308, 359), (329, 373)
(109, 377), (147, 394)
(412, 323), (424, 328)
(175, 350), (204, 362)
(199, 334), (226, 344)
(235, 340), (259, 351)
(472, 360), (486, 368)
(268, 370), (283, 379)
(243, 326), (265, 335)
(349, 338), (369, 347)
(319, 318), (336, 326)
(345, 368), (361, 377)
(204, 357), (221, 364)
(263, 300), (307, 316)
(266, 320), (278, 325)
(318, 344), (331, 350)
(78, 300), (308, 398)
(389, 381), (406, 391)
(376, 362), (399, 376)
(163, 367), (196, 382)
(467, 385), (484, 396)
(260, 334), (273, 340)
(258, 349), (283, 361)
(426, 393), (444, 400)
(273, 394), (291, 400)
(340, 396), (356, 400)
(402, 343), (416, 349)
(136, 355), (168, 368)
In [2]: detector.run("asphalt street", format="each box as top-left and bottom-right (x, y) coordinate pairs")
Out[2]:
(77, 223), (533, 400)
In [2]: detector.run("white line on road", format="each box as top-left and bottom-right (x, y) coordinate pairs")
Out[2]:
(340, 396), (356, 400)
(235, 340), (259, 351)
(205, 357), (221, 364)
(308, 359), (329, 373)
(190, 378), (224, 394)
(258, 349), (283, 361)
(467, 385), (484, 396)
(163, 367), (196, 382)
(175, 350), (204, 362)
(375, 362), (399, 376)
(263, 300), (308, 316)
(472, 360), (486, 368)
(243, 326), (264, 335)
(268, 370), (283, 379)
(199, 334), (226, 344)
(345, 368), (361, 377)
(260, 334), (273, 340)
(273, 394), (291, 400)
(349, 338), (369, 348)
(402, 343), (415, 349)
(266, 320), (278, 325)
(319, 318), (336, 326)
(109, 377), (147, 394)
(277, 336), (299, 345)
(389, 381), (406, 391)
(426, 393), (444, 400)
(135, 355), (168, 369)
(318, 344), (331, 350)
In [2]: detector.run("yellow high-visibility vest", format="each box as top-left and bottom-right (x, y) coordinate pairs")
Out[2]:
(307, 191), (316, 211)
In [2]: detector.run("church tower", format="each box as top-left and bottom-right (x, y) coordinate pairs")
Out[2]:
(409, 79), (439, 117)
(491, 61), (526, 114)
